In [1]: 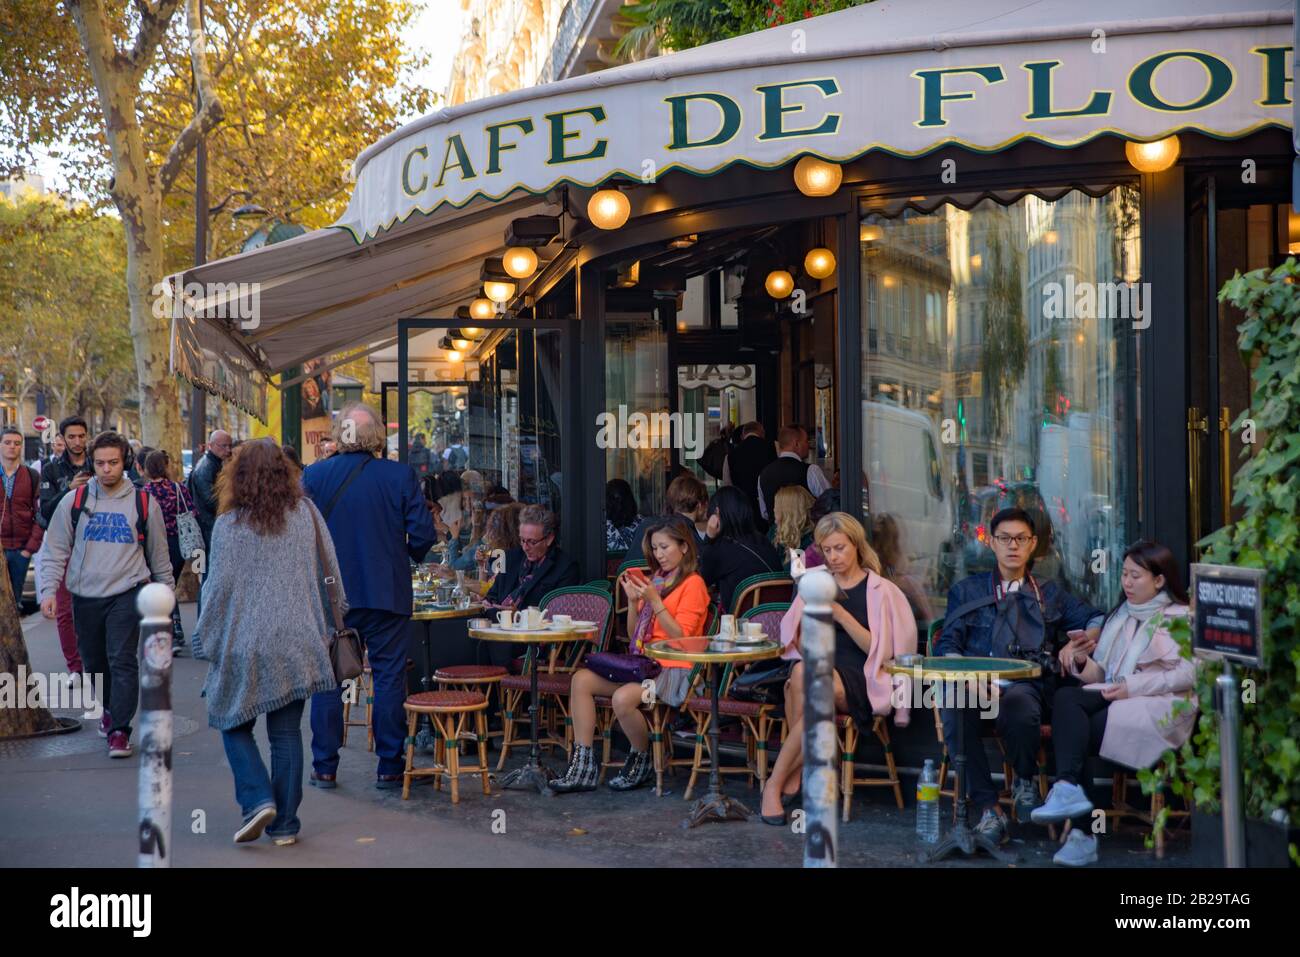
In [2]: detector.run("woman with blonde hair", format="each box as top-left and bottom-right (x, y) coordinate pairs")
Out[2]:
(771, 485), (816, 560)
(758, 512), (918, 824)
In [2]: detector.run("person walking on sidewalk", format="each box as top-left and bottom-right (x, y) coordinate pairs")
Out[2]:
(142, 450), (194, 657)
(303, 404), (436, 791)
(39, 431), (174, 758)
(37, 415), (91, 676)
(192, 439), (342, 846)
(186, 429), (232, 612)
(1, 427), (43, 614)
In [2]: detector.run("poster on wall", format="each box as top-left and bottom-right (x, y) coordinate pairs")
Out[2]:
(300, 357), (333, 465)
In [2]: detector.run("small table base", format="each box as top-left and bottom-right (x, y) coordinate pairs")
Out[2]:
(927, 820), (1017, 864)
(685, 790), (752, 828)
(499, 759), (556, 795)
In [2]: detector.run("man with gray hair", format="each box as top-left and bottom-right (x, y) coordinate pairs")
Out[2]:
(302, 403), (436, 789)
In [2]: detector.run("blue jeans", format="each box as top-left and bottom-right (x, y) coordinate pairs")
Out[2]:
(221, 698), (306, 837)
(4, 548), (30, 612)
(311, 608), (407, 778)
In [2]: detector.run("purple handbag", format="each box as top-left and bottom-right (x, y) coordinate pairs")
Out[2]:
(584, 652), (661, 684)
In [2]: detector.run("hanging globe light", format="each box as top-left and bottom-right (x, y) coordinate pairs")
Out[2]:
(503, 246), (539, 279)
(793, 157), (842, 197)
(765, 269), (794, 299)
(588, 189), (631, 229)
(469, 298), (495, 320)
(484, 280), (515, 303)
(1124, 135), (1180, 173)
(461, 326), (482, 337)
(804, 247), (836, 279)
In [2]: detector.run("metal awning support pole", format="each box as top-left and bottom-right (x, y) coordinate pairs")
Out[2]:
(800, 570), (838, 867)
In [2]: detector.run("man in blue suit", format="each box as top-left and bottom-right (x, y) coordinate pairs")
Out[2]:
(303, 404), (436, 789)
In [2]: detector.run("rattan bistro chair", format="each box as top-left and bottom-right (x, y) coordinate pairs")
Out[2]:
(730, 572), (794, 617)
(342, 658), (374, 751)
(612, 557), (650, 644)
(401, 690), (491, 803)
(496, 585), (613, 770)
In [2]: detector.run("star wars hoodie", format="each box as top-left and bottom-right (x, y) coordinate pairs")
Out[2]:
(39, 476), (174, 600)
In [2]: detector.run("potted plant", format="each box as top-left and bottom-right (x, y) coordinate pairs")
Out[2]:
(1143, 258), (1300, 866)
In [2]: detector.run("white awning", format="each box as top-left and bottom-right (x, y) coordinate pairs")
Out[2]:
(172, 0), (1292, 419)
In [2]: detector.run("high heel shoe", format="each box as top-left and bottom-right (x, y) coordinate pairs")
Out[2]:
(759, 810), (787, 826)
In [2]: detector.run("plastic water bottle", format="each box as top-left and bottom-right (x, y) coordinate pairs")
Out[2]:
(916, 758), (940, 844)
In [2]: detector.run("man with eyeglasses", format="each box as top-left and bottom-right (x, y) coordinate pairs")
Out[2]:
(480, 504), (579, 669)
(935, 506), (1103, 845)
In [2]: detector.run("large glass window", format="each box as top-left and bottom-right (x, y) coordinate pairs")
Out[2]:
(859, 186), (1140, 628)
(606, 310), (669, 524)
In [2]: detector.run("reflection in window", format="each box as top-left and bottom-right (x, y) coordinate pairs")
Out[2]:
(860, 186), (1140, 627)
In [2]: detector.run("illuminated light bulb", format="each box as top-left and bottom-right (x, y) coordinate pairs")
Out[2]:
(447, 350), (462, 362)
(969, 254), (982, 270)
(1044, 230), (1058, 244)
(793, 156), (842, 197)
(453, 338), (471, 351)
(503, 246), (538, 279)
(461, 327), (481, 337)
(882, 274), (896, 288)
(484, 280), (515, 303)
(765, 269), (794, 299)
(469, 298), (495, 320)
(804, 247), (836, 279)
(588, 189), (631, 229)
(859, 224), (883, 243)
(1124, 135), (1180, 173)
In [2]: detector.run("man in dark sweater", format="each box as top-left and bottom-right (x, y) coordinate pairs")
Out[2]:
(723, 421), (776, 530)
(756, 425), (831, 523)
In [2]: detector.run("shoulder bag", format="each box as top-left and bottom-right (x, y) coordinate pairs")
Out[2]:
(173, 482), (205, 560)
(308, 505), (364, 682)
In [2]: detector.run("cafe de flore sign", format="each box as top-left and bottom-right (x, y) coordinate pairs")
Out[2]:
(335, 10), (1290, 242)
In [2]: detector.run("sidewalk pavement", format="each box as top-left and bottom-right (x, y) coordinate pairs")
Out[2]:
(1, 608), (1180, 868)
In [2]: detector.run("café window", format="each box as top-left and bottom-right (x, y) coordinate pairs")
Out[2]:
(859, 185), (1141, 629)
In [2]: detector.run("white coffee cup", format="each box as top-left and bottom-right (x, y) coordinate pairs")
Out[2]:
(743, 622), (764, 639)
(552, 614), (572, 627)
(497, 610), (515, 628)
(719, 614), (736, 636)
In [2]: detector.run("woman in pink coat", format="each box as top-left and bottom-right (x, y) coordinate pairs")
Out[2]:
(1030, 540), (1196, 866)
(758, 512), (918, 824)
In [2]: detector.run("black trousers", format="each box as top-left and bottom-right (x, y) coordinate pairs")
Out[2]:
(941, 679), (1047, 812)
(1050, 685), (1110, 785)
(167, 533), (184, 638)
(72, 584), (144, 736)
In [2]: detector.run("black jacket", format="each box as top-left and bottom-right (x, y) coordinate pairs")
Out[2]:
(38, 452), (89, 529)
(486, 545), (581, 609)
(187, 450), (224, 544)
(700, 535), (782, 612)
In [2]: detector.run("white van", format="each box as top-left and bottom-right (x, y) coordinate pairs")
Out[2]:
(861, 400), (954, 581)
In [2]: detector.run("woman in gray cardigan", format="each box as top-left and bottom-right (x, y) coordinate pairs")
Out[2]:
(192, 439), (345, 846)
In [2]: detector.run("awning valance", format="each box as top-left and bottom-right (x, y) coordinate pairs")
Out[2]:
(340, 0), (1291, 242)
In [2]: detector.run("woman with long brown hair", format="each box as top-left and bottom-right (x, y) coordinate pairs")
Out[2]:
(192, 439), (346, 847)
(553, 515), (711, 793)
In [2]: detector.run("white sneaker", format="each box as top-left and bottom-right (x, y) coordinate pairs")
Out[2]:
(234, 805), (276, 844)
(1031, 780), (1094, 824)
(1053, 830), (1099, 866)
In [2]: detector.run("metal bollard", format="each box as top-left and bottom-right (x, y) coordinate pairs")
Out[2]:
(1217, 659), (1246, 868)
(137, 583), (177, 868)
(799, 569), (838, 868)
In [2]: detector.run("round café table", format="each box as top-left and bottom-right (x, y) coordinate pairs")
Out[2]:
(884, 656), (1040, 863)
(467, 622), (596, 795)
(645, 636), (782, 828)
(408, 604), (486, 750)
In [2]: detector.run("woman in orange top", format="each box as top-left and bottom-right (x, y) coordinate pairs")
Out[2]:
(553, 516), (710, 793)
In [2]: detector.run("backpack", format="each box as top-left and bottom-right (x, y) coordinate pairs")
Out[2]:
(446, 445), (468, 470)
(69, 484), (150, 555)
(699, 436), (730, 480)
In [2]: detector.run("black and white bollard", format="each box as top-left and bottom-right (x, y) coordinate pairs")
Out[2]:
(137, 583), (176, 868)
(799, 569), (838, 868)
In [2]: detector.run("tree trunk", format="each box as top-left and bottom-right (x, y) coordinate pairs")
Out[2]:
(0, 565), (58, 738)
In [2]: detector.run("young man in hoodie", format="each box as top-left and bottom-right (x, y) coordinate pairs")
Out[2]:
(39, 431), (174, 758)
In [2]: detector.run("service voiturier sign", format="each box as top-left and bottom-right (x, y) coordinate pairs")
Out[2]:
(1190, 564), (1265, 669)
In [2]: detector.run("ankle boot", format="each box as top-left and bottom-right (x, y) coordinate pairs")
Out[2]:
(550, 744), (597, 793)
(608, 748), (654, 791)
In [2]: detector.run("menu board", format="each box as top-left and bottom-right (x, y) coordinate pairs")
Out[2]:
(1190, 564), (1265, 668)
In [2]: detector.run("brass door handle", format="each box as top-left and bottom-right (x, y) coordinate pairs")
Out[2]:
(1187, 407), (1208, 551)
(1219, 406), (1232, 521)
